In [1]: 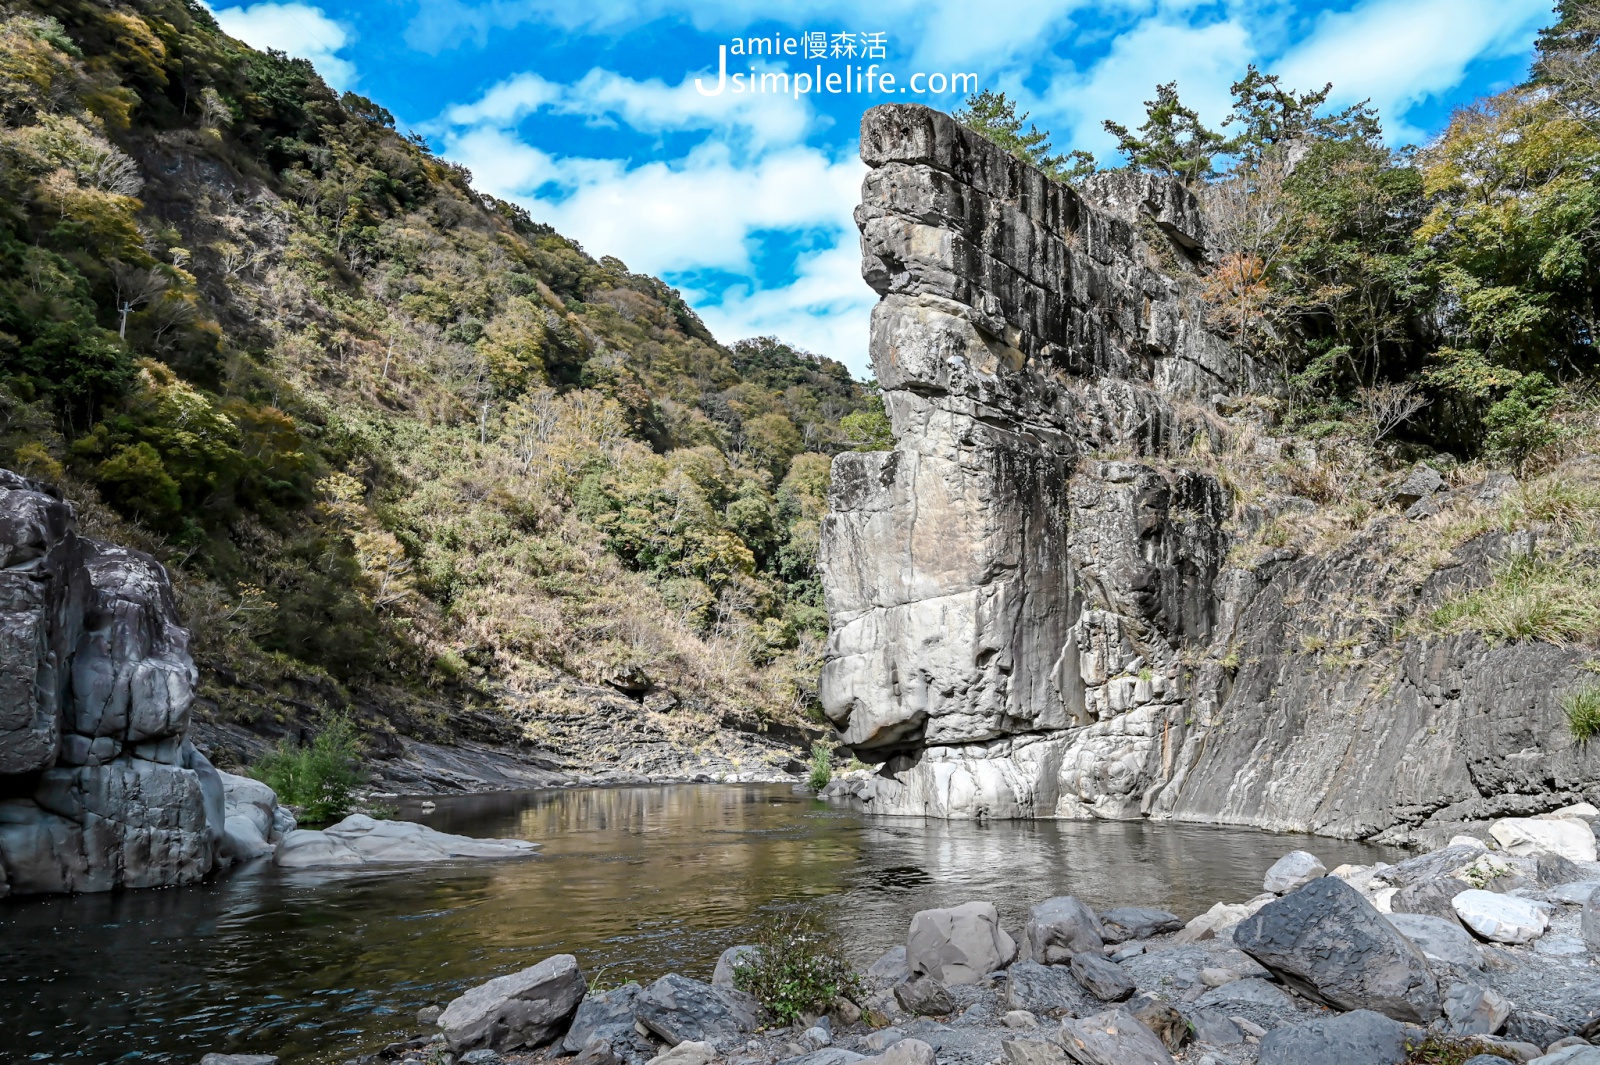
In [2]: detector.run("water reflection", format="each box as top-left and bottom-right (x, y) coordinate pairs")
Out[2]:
(0, 784), (1402, 1064)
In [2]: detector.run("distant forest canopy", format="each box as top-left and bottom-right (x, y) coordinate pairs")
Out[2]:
(0, 0), (891, 740)
(958, 0), (1600, 463)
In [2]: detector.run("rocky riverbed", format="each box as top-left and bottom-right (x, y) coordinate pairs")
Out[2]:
(200, 807), (1600, 1065)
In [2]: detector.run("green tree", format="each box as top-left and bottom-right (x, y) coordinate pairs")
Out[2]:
(1279, 139), (1429, 393)
(1104, 82), (1228, 186)
(956, 90), (1095, 182)
(95, 441), (180, 523)
(1223, 65), (1381, 169)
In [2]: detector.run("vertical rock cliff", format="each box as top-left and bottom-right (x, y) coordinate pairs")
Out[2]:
(0, 470), (226, 894)
(819, 104), (1600, 843)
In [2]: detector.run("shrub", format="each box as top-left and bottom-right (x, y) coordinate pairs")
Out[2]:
(1565, 685), (1600, 743)
(252, 713), (366, 824)
(807, 740), (832, 793)
(732, 910), (861, 1026)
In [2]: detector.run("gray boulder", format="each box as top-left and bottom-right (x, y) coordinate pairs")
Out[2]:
(1068, 952), (1134, 1002)
(199, 1057), (279, 1065)
(273, 814), (538, 868)
(635, 973), (764, 1047)
(1391, 876), (1472, 923)
(1002, 960), (1094, 1015)
(1022, 897), (1103, 963)
(712, 945), (757, 988)
(1256, 1010), (1409, 1065)
(561, 982), (642, 1054)
(1188, 1012), (1242, 1045)
(1385, 912), (1483, 970)
(1233, 875), (1440, 1022)
(1001, 1038), (1069, 1065)
(858, 1039), (936, 1065)
(1264, 851), (1326, 894)
(907, 901), (1017, 984)
(1192, 978), (1293, 1012)
(1442, 981), (1510, 1035)
(894, 974), (955, 1016)
(1392, 463), (1445, 509)
(439, 954), (586, 1052)
(864, 946), (909, 990)
(1058, 1008), (1175, 1065)
(1098, 908), (1182, 943)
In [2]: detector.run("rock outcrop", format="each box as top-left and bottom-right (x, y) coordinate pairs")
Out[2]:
(818, 103), (1600, 841)
(0, 469), (232, 894)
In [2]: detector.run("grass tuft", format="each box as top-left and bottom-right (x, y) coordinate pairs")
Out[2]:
(1565, 685), (1600, 743)
(1412, 551), (1600, 646)
(807, 740), (833, 793)
(1405, 1034), (1515, 1064)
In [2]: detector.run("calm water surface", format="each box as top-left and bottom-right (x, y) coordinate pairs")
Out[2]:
(0, 784), (1404, 1064)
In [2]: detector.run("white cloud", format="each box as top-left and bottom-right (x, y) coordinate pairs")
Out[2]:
(696, 240), (876, 374)
(440, 72), (562, 127)
(211, 2), (359, 90)
(1041, 15), (1256, 157)
(434, 66), (816, 149)
(1276, 0), (1549, 142)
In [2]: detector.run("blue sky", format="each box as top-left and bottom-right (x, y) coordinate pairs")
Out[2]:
(209, 0), (1557, 378)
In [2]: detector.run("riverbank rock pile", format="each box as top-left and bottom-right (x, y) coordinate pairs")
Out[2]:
(0, 469), (289, 895)
(359, 830), (1600, 1065)
(816, 102), (1600, 839)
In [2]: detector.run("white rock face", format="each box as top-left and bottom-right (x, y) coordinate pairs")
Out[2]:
(646, 1042), (716, 1065)
(219, 771), (290, 861)
(1175, 902), (1252, 944)
(1489, 817), (1597, 862)
(1447, 835), (1489, 851)
(1263, 851), (1326, 894)
(273, 814), (538, 868)
(1452, 889), (1550, 944)
(907, 901), (1017, 985)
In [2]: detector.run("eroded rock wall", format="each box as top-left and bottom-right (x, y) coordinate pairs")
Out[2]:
(819, 104), (1600, 842)
(0, 469), (225, 894)
(820, 104), (1244, 817)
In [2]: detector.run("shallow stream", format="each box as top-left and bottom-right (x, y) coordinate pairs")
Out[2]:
(0, 784), (1405, 1063)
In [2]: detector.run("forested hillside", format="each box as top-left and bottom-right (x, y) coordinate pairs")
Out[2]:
(0, 0), (887, 774)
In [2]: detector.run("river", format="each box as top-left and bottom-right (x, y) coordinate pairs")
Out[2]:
(0, 784), (1405, 1063)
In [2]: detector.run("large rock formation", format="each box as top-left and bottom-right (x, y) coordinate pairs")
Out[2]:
(0, 469), (228, 894)
(818, 104), (1600, 842)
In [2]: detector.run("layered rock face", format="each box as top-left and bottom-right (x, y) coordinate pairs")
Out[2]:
(818, 105), (1600, 841)
(0, 469), (226, 894)
(820, 104), (1248, 821)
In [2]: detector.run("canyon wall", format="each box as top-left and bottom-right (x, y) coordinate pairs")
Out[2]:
(819, 104), (1600, 844)
(0, 470), (227, 894)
